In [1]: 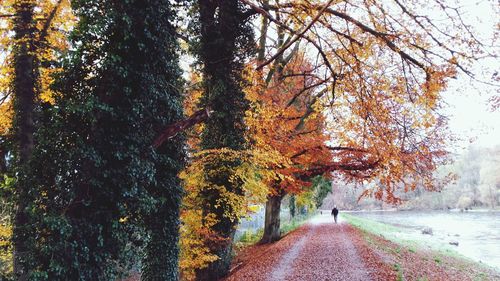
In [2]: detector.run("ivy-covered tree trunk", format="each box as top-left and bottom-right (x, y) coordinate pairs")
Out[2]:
(142, 142), (185, 280)
(11, 1), (37, 279)
(194, 0), (254, 280)
(260, 192), (285, 244)
(29, 0), (185, 280)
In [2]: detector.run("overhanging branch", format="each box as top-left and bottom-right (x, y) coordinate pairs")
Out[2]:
(299, 158), (381, 180)
(240, 0), (336, 75)
(152, 107), (212, 149)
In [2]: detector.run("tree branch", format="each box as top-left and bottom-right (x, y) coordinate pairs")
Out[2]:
(291, 145), (369, 160)
(299, 159), (381, 179)
(152, 107), (212, 149)
(240, 0), (336, 75)
(255, 0), (334, 70)
(38, 0), (63, 43)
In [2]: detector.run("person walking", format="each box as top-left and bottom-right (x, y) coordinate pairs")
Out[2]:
(331, 206), (339, 224)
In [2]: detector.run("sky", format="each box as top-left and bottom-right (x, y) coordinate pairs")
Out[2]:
(440, 0), (499, 151)
(443, 82), (500, 150)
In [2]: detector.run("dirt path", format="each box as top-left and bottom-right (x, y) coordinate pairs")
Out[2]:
(287, 221), (372, 280)
(225, 214), (387, 281)
(267, 224), (313, 281)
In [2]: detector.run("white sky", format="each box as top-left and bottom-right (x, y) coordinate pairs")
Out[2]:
(440, 0), (499, 151)
(443, 81), (500, 150)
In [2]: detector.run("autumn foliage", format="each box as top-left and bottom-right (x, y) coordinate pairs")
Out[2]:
(178, 50), (335, 276)
(0, 0), (74, 118)
(179, 148), (275, 279)
(246, 53), (333, 195)
(244, 0), (469, 204)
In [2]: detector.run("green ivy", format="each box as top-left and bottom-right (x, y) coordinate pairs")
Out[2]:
(28, 1), (185, 280)
(191, 1), (255, 280)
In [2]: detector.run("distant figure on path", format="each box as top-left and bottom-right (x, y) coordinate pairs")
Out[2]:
(332, 206), (339, 224)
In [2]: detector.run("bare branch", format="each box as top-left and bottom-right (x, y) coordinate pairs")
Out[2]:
(240, 0), (336, 75)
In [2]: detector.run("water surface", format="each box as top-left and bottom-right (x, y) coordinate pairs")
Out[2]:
(348, 210), (500, 270)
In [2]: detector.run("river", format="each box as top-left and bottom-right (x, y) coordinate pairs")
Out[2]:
(346, 210), (500, 270)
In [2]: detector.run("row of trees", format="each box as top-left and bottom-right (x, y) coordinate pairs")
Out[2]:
(0, 0), (497, 280)
(325, 146), (500, 210)
(407, 145), (499, 210)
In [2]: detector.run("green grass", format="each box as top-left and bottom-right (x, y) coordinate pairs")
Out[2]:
(473, 272), (488, 281)
(343, 213), (500, 276)
(280, 213), (313, 236)
(342, 213), (402, 236)
(235, 212), (313, 246)
(236, 228), (264, 244)
(342, 213), (462, 258)
(434, 256), (442, 264)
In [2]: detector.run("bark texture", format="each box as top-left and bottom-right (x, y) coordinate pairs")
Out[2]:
(12, 1), (37, 280)
(260, 193), (285, 244)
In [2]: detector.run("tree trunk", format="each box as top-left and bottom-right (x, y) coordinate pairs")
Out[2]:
(142, 202), (181, 281)
(289, 194), (296, 218)
(194, 0), (252, 279)
(0, 142), (7, 174)
(195, 228), (236, 281)
(260, 193), (285, 244)
(12, 1), (37, 280)
(257, 0), (269, 64)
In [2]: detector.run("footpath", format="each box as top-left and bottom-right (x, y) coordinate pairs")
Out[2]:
(224, 214), (500, 281)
